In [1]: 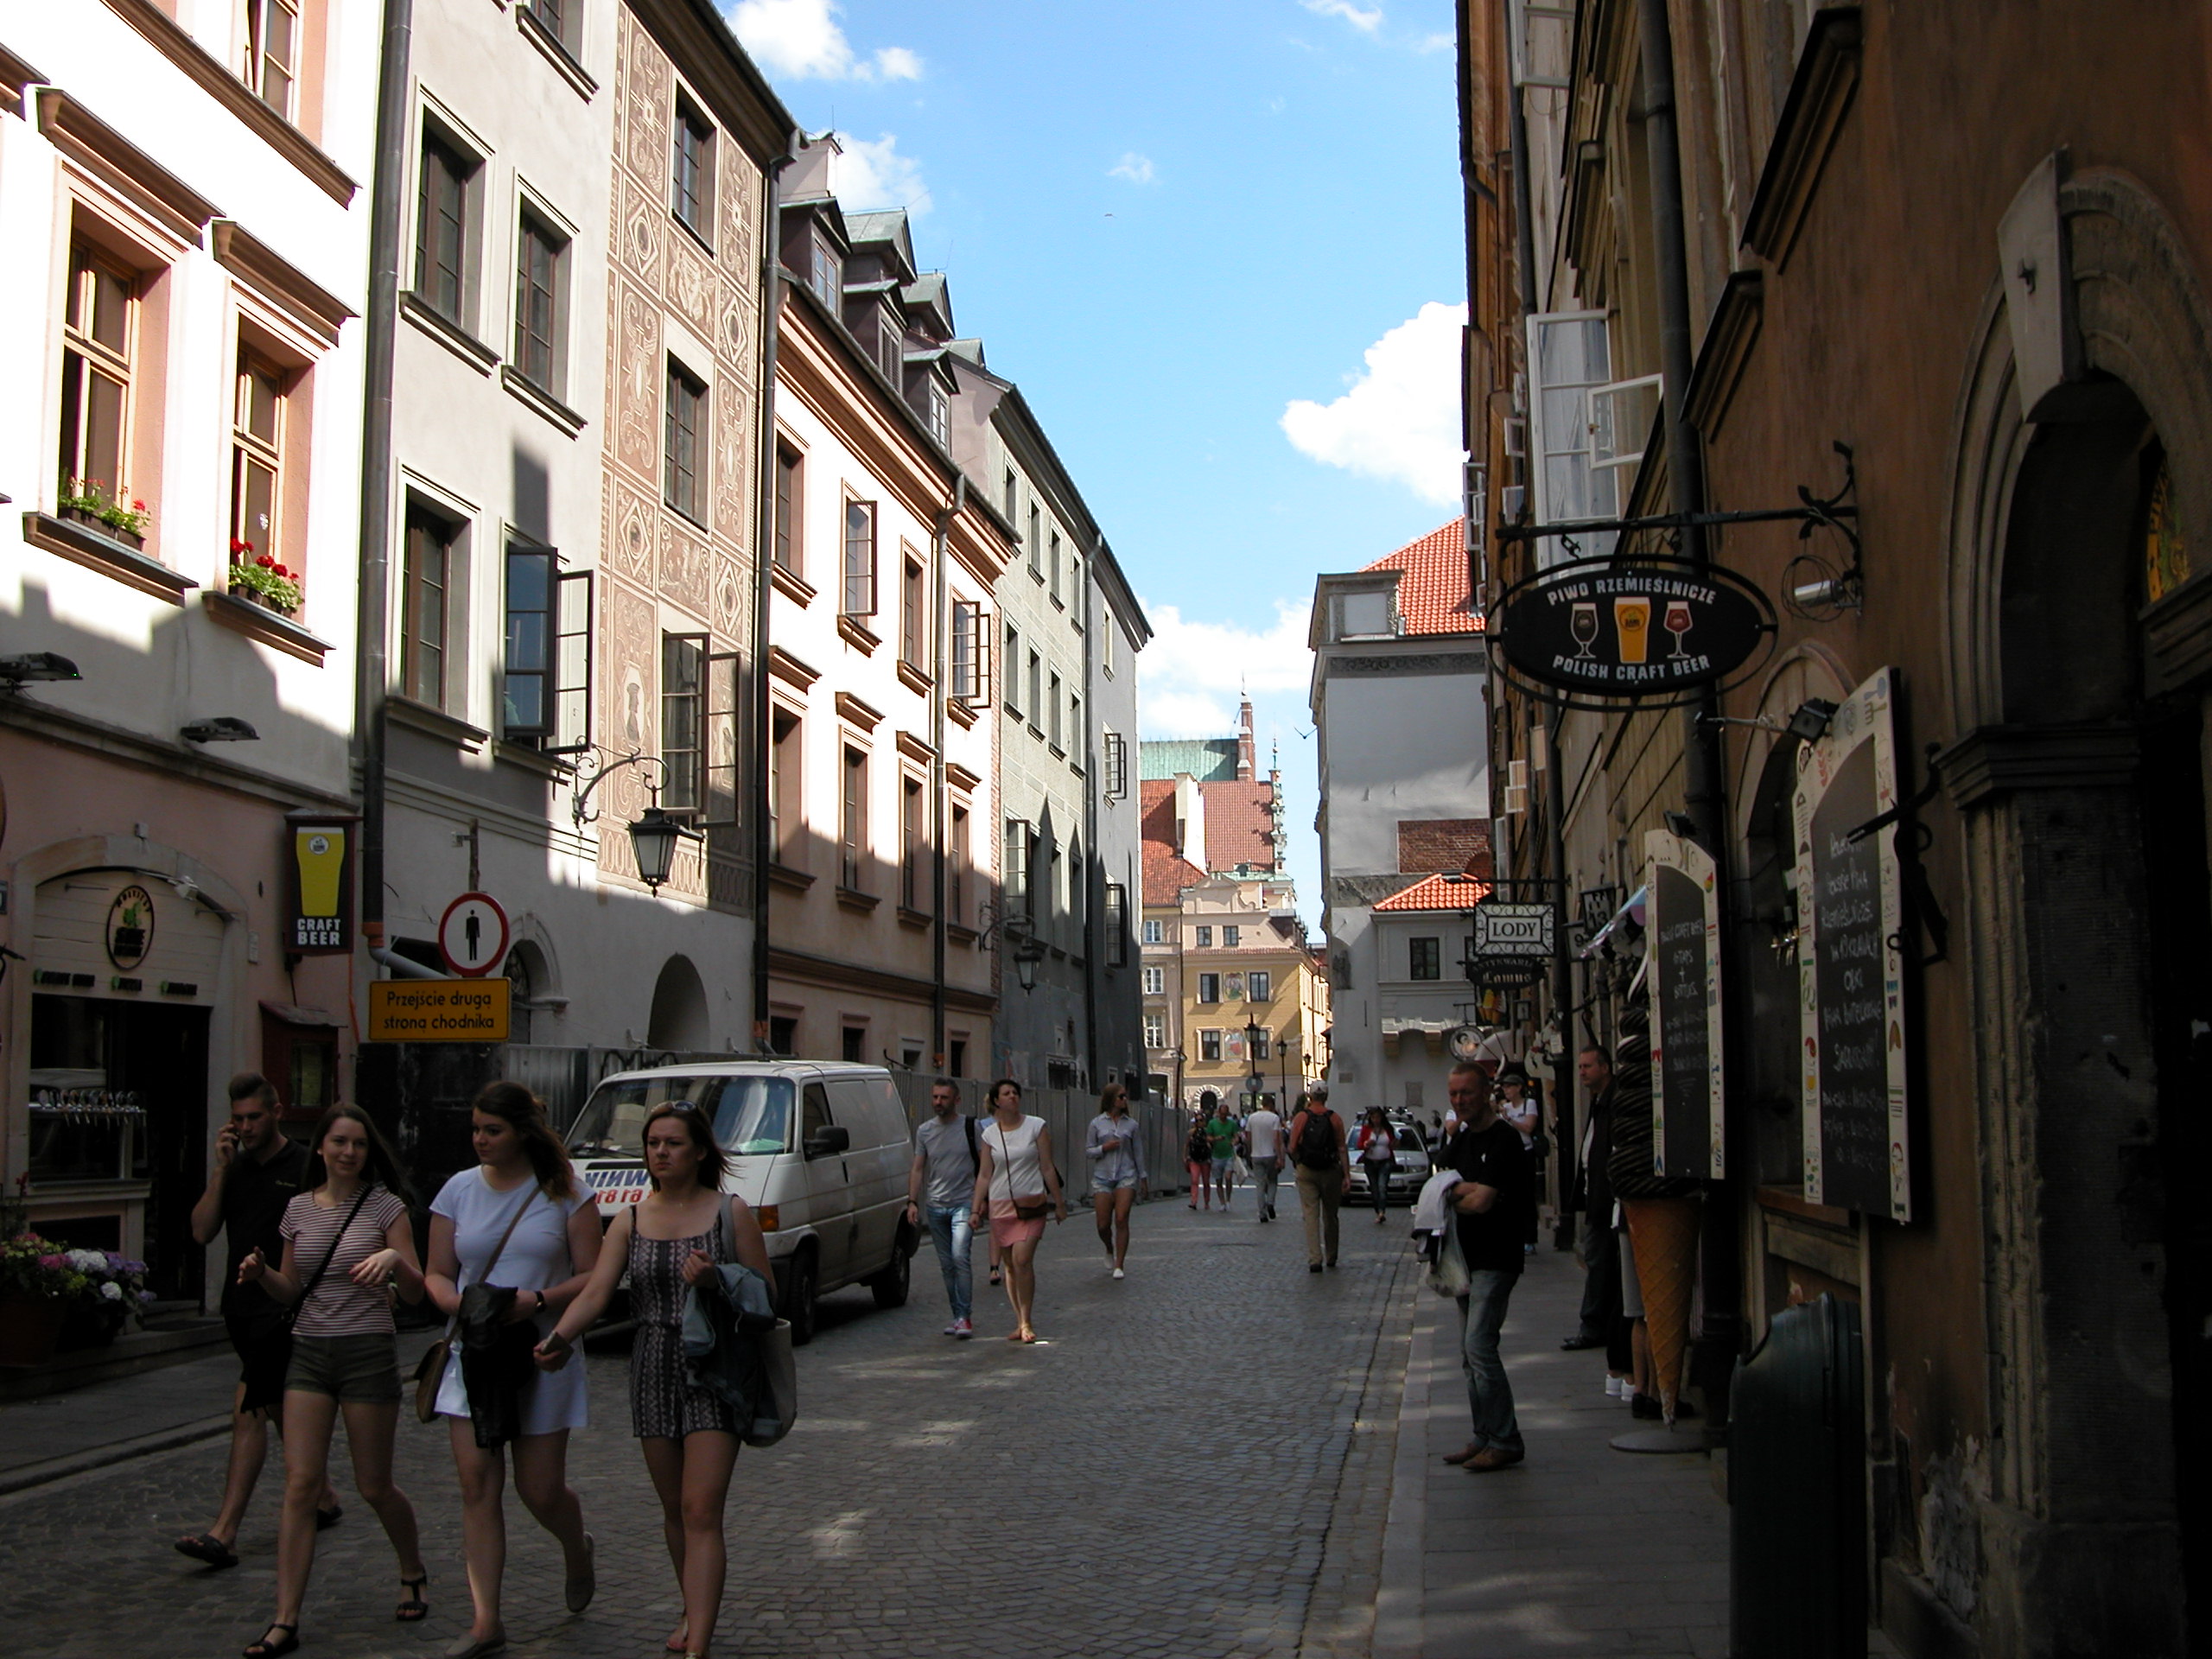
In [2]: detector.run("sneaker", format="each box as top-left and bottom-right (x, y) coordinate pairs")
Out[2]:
(944, 1321), (963, 1336)
(952, 1318), (974, 1338)
(1111, 1268), (1125, 1281)
(1605, 1375), (1625, 1398)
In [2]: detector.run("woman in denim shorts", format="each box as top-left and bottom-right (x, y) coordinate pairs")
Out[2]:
(235, 1105), (428, 1658)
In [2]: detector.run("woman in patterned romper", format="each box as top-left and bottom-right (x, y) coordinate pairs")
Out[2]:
(537, 1103), (772, 1659)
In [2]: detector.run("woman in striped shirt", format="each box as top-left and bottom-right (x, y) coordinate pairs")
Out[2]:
(235, 1105), (428, 1659)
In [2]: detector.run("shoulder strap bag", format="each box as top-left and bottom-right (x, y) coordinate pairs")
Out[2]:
(240, 1184), (375, 1414)
(996, 1122), (1050, 1221)
(413, 1185), (540, 1426)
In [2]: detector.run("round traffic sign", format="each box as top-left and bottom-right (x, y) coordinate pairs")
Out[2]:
(438, 892), (510, 978)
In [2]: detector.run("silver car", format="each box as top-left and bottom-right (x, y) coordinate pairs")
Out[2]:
(1347, 1116), (1434, 1203)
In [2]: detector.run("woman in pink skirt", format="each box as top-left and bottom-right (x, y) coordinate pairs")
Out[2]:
(969, 1079), (1065, 1343)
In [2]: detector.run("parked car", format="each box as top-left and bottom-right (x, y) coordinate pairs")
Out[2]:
(1347, 1116), (1434, 1204)
(566, 1061), (919, 1344)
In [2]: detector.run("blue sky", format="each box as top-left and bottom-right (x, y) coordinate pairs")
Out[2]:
(728, 0), (1471, 922)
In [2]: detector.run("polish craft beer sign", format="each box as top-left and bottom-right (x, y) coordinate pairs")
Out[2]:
(1644, 829), (1724, 1180)
(1793, 667), (1910, 1221)
(1491, 556), (1772, 701)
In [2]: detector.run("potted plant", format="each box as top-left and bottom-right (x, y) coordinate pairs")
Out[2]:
(57, 478), (151, 550)
(227, 541), (304, 616)
(0, 1232), (82, 1367)
(54, 1248), (152, 1351)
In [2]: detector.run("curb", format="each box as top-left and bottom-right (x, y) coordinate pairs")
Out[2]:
(1373, 1289), (1439, 1659)
(0, 1412), (235, 1498)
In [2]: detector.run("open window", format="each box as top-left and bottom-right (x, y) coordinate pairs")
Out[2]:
(1524, 309), (1620, 564)
(703, 648), (741, 827)
(1590, 372), (1663, 478)
(1103, 730), (1128, 798)
(950, 600), (989, 703)
(546, 567), (593, 753)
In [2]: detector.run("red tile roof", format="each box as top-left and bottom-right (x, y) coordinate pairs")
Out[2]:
(1371, 872), (1493, 912)
(1364, 519), (1484, 635)
(1140, 782), (1207, 905)
(1202, 779), (1276, 873)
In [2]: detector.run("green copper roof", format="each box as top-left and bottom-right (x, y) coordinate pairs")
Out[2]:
(1140, 739), (1239, 782)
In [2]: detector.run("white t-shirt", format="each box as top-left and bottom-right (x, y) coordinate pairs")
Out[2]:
(1245, 1109), (1284, 1160)
(982, 1115), (1047, 1202)
(429, 1167), (595, 1432)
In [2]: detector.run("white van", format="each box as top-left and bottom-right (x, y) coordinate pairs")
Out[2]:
(566, 1061), (918, 1344)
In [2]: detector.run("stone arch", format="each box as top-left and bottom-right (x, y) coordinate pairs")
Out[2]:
(645, 954), (710, 1052)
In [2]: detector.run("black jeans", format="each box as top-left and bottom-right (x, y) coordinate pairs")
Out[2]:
(1576, 1211), (1621, 1340)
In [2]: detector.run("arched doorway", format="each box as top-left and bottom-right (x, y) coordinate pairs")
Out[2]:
(646, 956), (710, 1052)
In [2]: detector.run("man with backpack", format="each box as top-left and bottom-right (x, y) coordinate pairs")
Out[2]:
(906, 1078), (981, 1338)
(1287, 1084), (1350, 1272)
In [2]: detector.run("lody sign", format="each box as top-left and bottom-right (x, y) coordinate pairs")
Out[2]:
(1492, 556), (1773, 700)
(1794, 667), (1910, 1221)
(1645, 830), (1724, 1179)
(1471, 901), (1554, 959)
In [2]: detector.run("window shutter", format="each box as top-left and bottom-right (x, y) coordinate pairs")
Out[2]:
(547, 567), (594, 754)
(702, 648), (742, 827)
(1524, 310), (1620, 564)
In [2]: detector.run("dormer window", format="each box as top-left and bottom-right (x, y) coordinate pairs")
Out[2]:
(922, 379), (948, 446)
(877, 308), (901, 379)
(1332, 588), (1395, 639)
(809, 232), (841, 309)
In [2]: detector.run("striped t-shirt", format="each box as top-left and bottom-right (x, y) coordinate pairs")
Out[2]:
(279, 1185), (409, 1337)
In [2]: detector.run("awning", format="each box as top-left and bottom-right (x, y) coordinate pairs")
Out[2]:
(260, 1000), (340, 1027)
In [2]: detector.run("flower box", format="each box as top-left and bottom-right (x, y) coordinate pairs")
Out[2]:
(0, 1290), (65, 1368)
(228, 582), (300, 620)
(58, 504), (144, 551)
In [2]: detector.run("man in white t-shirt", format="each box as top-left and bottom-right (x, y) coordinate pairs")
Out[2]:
(1243, 1098), (1285, 1223)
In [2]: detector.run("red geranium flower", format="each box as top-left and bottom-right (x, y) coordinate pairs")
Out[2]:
(256, 555), (275, 569)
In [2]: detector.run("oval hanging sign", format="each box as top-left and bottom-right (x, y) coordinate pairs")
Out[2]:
(1492, 556), (1774, 699)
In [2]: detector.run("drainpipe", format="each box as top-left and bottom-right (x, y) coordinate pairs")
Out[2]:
(752, 141), (797, 1052)
(930, 475), (966, 1069)
(355, 0), (411, 992)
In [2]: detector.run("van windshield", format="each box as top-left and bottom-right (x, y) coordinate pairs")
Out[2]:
(567, 1075), (796, 1159)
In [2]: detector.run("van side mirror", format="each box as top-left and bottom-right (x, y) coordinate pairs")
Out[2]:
(804, 1124), (850, 1160)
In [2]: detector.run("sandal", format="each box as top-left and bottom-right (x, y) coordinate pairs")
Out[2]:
(176, 1532), (240, 1569)
(244, 1624), (298, 1659)
(396, 1575), (429, 1622)
(315, 1503), (343, 1532)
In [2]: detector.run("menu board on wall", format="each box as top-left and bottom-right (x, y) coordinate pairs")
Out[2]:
(1793, 667), (1911, 1221)
(1646, 829), (1724, 1179)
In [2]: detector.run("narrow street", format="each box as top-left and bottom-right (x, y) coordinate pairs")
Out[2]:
(0, 1199), (1418, 1659)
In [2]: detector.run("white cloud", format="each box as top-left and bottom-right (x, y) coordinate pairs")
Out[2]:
(1136, 599), (1313, 739)
(1281, 301), (1467, 505)
(1415, 31), (1454, 53)
(1109, 152), (1157, 185)
(1299, 0), (1384, 33)
(727, 0), (922, 82)
(831, 131), (932, 216)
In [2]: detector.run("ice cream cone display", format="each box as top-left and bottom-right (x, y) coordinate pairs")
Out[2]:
(1624, 1195), (1700, 1419)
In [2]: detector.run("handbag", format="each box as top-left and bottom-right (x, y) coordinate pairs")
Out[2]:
(241, 1184), (374, 1414)
(413, 1185), (541, 1425)
(995, 1122), (1051, 1220)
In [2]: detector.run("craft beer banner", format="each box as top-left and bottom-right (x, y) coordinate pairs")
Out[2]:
(1490, 555), (1773, 702)
(1793, 668), (1911, 1221)
(286, 810), (355, 956)
(1645, 829), (1724, 1179)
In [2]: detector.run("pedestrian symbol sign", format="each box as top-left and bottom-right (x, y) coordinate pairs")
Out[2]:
(438, 891), (510, 978)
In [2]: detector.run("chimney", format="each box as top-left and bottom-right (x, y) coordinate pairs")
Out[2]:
(1236, 700), (1255, 781)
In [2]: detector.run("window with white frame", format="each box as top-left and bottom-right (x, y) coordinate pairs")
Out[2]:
(1142, 918), (1164, 946)
(1248, 970), (1271, 1001)
(57, 243), (137, 518)
(1199, 1029), (1222, 1061)
(1525, 310), (1621, 565)
(1144, 1014), (1166, 1049)
(1197, 973), (1220, 1004)
(1223, 925), (1240, 948)
(230, 347), (285, 571)
(1142, 965), (1164, 995)
(840, 744), (868, 890)
(1194, 925), (1212, 947)
(842, 498), (876, 615)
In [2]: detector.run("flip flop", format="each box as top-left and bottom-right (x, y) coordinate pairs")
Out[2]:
(175, 1533), (239, 1569)
(315, 1503), (344, 1531)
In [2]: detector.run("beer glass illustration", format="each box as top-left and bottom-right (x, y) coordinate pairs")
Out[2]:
(1570, 601), (1600, 658)
(296, 828), (346, 919)
(1613, 595), (1652, 664)
(1663, 598), (1694, 658)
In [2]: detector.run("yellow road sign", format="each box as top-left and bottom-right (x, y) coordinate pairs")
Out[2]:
(367, 976), (511, 1043)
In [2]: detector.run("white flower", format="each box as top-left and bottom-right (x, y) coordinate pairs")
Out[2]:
(99, 1281), (124, 1301)
(67, 1249), (105, 1273)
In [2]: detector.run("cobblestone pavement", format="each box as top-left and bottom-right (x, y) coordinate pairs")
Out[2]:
(0, 1192), (1415, 1659)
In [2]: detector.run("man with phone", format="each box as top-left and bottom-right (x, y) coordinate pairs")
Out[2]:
(173, 1073), (332, 1567)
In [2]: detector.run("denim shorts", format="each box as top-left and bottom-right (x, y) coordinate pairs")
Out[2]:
(285, 1332), (402, 1403)
(1091, 1173), (1141, 1195)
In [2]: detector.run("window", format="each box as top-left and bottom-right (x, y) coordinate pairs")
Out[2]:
(243, 0), (299, 119)
(1002, 819), (1030, 922)
(416, 129), (477, 325)
(401, 504), (456, 709)
(1223, 925), (1240, 948)
(950, 601), (988, 702)
(900, 553), (925, 666)
(948, 1037), (967, 1077)
(770, 707), (801, 865)
(808, 231), (840, 308)
(1410, 937), (1441, 981)
(840, 745), (868, 890)
(1200, 1029), (1222, 1062)
(949, 804), (969, 925)
(900, 774), (925, 911)
(1002, 624), (1021, 712)
(1002, 467), (1017, 523)
(921, 380), (948, 446)
(57, 243), (134, 511)
(1254, 1030), (1272, 1062)
(1047, 671), (1062, 750)
(768, 1014), (797, 1056)
(1027, 504), (1042, 575)
(513, 209), (568, 396)
(1069, 695), (1082, 760)
(1027, 652), (1042, 725)
(1248, 970), (1272, 1002)
(661, 633), (705, 818)
(1142, 966), (1164, 995)
(1103, 612), (1115, 674)
(1142, 918), (1164, 946)
(773, 442), (802, 574)
(1068, 836), (1084, 933)
(842, 499), (877, 615)
(1049, 531), (1062, 602)
(1144, 1014), (1166, 1049)
(664, 359), (707, 521)
(524, 0), (569, 47)
(841, 1027), (865, 1063)
(1105, 882), (1127, 966)
(876, 308), (901, 379)
(1198, 973), (1220, 1004)
(1194, 925), (1212, 948)
(1525, 310), (1621, 565)
(230, 348), (283, 569)
(672, 97), (715, 240)
(1103, 731), (1128, 798)
(502, 543), (556, 736)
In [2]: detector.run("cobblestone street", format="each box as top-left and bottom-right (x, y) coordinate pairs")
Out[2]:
(0, 1196), (1415, 1659)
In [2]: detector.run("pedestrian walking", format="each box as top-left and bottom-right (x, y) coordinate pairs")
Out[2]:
(1185, 1110), (1215, 1211)
(233, 1105), (429, 1659)
(1437, 1063), (1536, 1473)
(1287, 1087), (1349, 1271)
(536, 1102), (773, 1659)
(1205, 1097), (1240, 1210)
(175, 1073), (340, 1571)
(1352, 1107), (1397, 1222)
(969, 1078), (1065, 1342)
(1244, 1095), (1285, 1222)
(423, 1083), (602, 1658)
(906, 1078), (980, 1336)
(1085, 1083), (1147, 1277)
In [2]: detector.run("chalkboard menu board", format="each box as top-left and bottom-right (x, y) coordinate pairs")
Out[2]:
(1645, 830), (1724, 1179)
(1793, 668), (1911, 1221)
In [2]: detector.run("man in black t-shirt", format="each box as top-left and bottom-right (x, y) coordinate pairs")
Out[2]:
(1438, 1062), (1535, 1473)
(174, 1073), (329, 1568)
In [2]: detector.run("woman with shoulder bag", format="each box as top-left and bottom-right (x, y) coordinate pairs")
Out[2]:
(536, 1103), (772, 1659)
(423, 1083), (603, 1659)
(969, 1078), (1065, 1343)
(1185, 1113), (1214, 1211)
(233, 1105), (428, 1659)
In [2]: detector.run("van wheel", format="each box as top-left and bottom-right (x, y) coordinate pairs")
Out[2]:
(780, 1249), (819, 1346)
(868, 1239), (912, 1309)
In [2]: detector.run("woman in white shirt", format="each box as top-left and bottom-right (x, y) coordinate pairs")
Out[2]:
(1084, 1083), (1147, 1279)
(424, 1083), (604, 1659)
(969, 1078), (1065, 1342)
